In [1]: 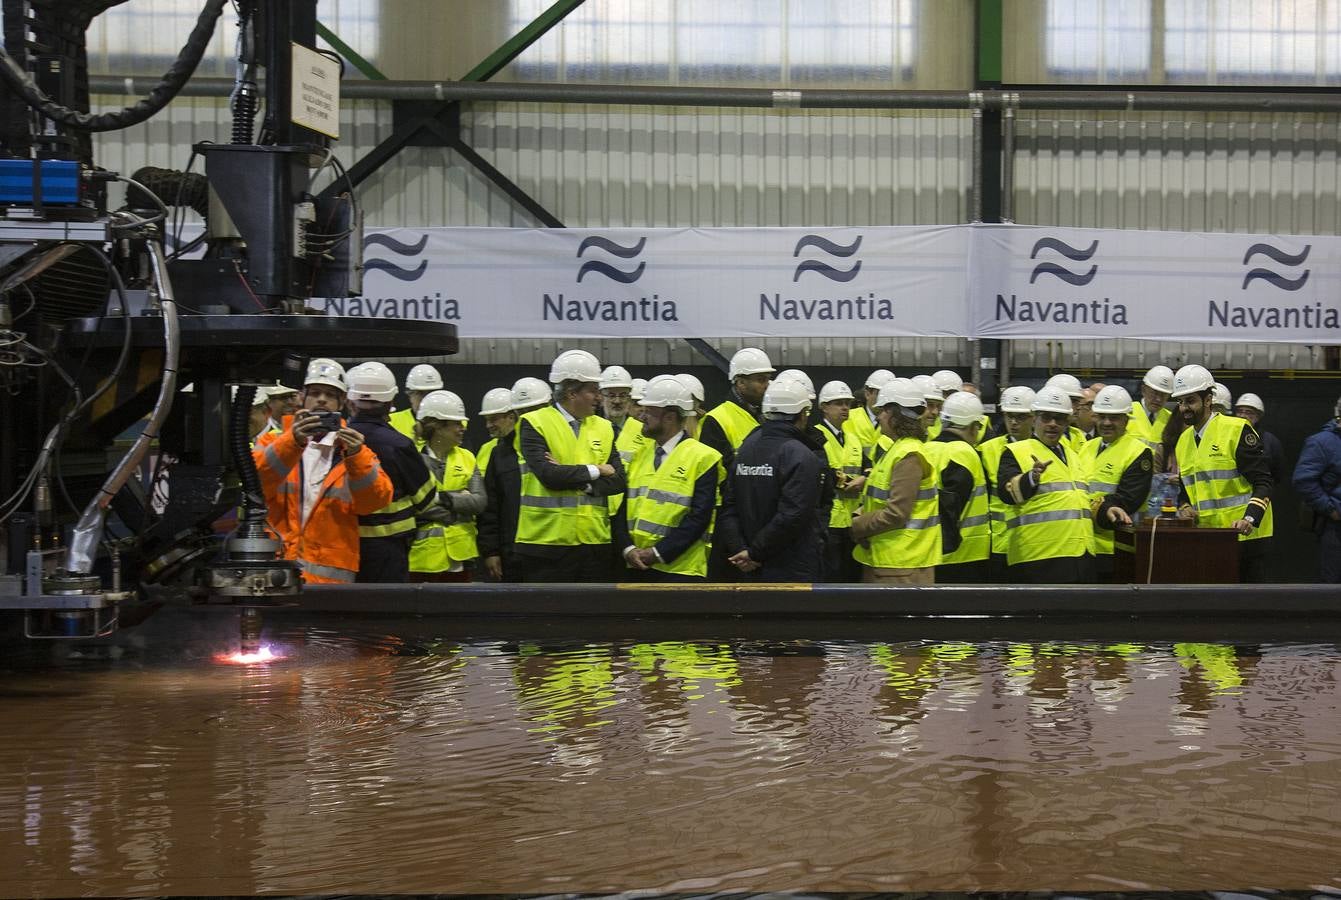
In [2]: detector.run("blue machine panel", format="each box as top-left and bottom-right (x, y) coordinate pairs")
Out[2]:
(0, 159), (80, 205)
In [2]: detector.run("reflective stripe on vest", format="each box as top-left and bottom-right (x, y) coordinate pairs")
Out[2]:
(516, 406), (615, 546)
(817, 422), (864, 529)
(1174, 414), (1273, 541)
(1079, 432), (1150, 557)
(978, 435), (1018, 556)
(624, 437), (723, 578)
(853, 436), (941, 570)
(410, 445), (479, 573)
(300, 559), (356, 583)
(1003, 439), (1094, 566)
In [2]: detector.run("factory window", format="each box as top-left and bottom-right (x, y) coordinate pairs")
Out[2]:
(1044, 0), (1154, 80)
(510, 0), (918, 84)
(1166, 0), (1341, 83)
(86, 1), (380, 77)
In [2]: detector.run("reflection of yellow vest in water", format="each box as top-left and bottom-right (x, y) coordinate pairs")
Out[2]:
(512, 644), (618, 735)
(516, 407), (614, 546)
(409, 445), (478, 573)
(1174, 414), (1273, 541)
(1174, 642), (1244, 694)
(627, 641), (741, 689)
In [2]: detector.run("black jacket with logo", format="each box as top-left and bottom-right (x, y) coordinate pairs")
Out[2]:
(716, 419), (825, 581)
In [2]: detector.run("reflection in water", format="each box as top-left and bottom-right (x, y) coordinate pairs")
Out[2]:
(3, 621), (1341, 896)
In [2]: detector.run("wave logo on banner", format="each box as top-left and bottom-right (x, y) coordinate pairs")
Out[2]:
(576, 235), (646, 283)
(364, 232), (428, 282)
(1028, 237), (1099, 286)
(792, 234), (862, 282)
(761, 233), (894, 323)
(324, 231), (459, 321)
(544, 235), (678, 323)
(1241, 242), (1310, 291)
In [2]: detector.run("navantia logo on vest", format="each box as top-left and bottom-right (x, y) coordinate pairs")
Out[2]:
(1210, 240), (1338, 330)
(995, 236), (1128, 326)
(542, 235), (679, 322)
(760, 233), (895, 322)
(324, 231), (461, 321)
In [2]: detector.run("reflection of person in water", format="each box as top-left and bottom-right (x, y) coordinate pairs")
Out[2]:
(725, 644), (828, 735)
(625, 642), (741, 726)
(511, 644), (620, 744)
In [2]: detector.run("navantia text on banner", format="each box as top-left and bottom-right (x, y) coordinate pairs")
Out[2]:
(969, 224), (1341, 343)
(314, 226), (970, 340)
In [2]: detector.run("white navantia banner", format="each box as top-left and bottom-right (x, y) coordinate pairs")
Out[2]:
(970, 224), (1341, 343)
(315, 226), (969, 339)
(311, 224), (1341, 342)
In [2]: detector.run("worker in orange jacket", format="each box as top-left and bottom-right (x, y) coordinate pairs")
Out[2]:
(252, 358), (393, 584)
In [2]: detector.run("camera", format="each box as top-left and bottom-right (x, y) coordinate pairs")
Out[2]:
(310, 410), (344, 438)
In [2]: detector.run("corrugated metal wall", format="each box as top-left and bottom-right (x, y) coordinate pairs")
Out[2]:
(85, 0), (1341, 372)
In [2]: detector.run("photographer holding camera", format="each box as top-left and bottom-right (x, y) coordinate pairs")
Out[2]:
(252, 358), (393, 584)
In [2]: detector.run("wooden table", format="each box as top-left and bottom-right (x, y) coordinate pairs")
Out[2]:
(1113, 519), (1241, 584)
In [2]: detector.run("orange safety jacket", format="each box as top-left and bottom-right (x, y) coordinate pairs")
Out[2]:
(253, 417), (394, 584)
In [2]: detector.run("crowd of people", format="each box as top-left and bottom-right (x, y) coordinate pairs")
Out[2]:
(244, 348), (1341, 586)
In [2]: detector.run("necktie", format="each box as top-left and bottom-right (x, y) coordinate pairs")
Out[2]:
(654, 446), (665, 470)
(570, 418), (581, 438)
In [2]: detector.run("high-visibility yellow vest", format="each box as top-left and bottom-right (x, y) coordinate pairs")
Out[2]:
(816, 422), (864, 528)
(1064, 425), (1087, 457)
(388, 408), (425, 450)
(929, 439), (990, 565)
(1175, 414), (1273, 541)
(409, 445), (479, 572)
(624, 437), (724, 577)
(607, 416), (650, 515)
(843, 407), (881, 455)
(1129, 402), (1173, 451)
(978, 434), (1018, 557)
(926, 418), (942, 441)
(700, 400), (758, 449)
(476, 436), (499, 476)
(1078, 432), (1150, 556)
(853, 436), (941, 570)
(1002, 439), (1094, 566)
(516, 406), (615, 546)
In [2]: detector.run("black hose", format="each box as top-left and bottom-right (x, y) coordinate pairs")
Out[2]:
(230, 385), (266, 525)
(0, 0), (228, 133)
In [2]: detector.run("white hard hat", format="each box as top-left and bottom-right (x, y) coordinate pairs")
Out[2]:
(911, 374), (942, 401)
(1093, 385), (1133, 415)
(250, 385), (270, 407)
(865, 369), (895, 390)
(630, 378), (649, 402)
(999, 386), (1037, 414)
(761, 377), (811, 415)
(1235, 392), (1265, 413)
(548, 349), (602, 385)
(346, 362), (397, 402)
(479, 387), (514, 417)
(640, 375), (695, 412)
(304, 357), (346, 392)
(941, 391), (985, 427)
(775, 368), (815, 401)
(1143, 365), (1176, 394)
(875, 377), (926, 410)
(1032, 385), (1074, 415)
(599, 365), (633, 391)
(405, 364), (444, 392)
(1212, 382), (1233, 411)
(729, 347), (775, 380)
(1046, 373), (1084, 399)
(932, 370), (964, 394)
(510, 376), (551, 411)
(674, 373), (705, 403)
(266, 381), (298, 397)
(1170, 364), (1215, 399)
(818, 380), (855, 404)
(417, 389), (467, 423)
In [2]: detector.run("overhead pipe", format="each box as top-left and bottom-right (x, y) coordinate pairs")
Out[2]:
(89, 75), (1341, 114)
(1001, 91), (1018, 224)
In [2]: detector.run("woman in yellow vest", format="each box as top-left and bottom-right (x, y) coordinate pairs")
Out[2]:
(1078, 385), (1154, 582)
(996, 385), (1096, 583)
(613, 376), (724, 581)
(408, 390), (486, 582)
(1169, 364), (1274, 583)
(851, 378), (942, 585)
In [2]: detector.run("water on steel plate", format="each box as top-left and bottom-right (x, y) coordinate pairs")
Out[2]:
(4, 611), (1341, 897)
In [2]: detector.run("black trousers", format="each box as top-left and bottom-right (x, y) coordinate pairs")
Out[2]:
(357, 534), (411, 583)
(622, 568), (705, 583)
(1007, 553), (1096, 585)
(937, 559), (990, 584)
(515, 545), (610, 583)
(822, 526), (861, 583)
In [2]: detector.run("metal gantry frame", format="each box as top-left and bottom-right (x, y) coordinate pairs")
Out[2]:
(87, 0), (1341, 378)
